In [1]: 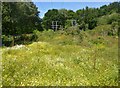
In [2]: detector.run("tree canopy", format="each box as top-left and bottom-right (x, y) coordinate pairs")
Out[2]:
(1, 1), (120, 46)
(42, 2), (119, 30)
(2, 2), (43, 35)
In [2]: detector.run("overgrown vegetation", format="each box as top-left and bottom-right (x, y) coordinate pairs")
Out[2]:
(2, 2), (120, 46)
(2, 25), (118, 86)
(1, 1), (119, 86)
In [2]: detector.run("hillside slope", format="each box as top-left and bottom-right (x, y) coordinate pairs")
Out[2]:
(2, 27), (118, 86)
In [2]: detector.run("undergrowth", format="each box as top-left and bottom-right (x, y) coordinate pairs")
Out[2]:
(2, 25), (118, 86)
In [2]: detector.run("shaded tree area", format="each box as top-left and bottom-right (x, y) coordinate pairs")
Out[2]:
(2, 2), (43, 35)
(2, 2), (43, 46)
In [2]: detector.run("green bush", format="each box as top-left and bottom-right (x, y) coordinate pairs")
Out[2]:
(32, 28), (83, 45)
(33, 30), (41, 41)
(97, 15), (108, 25)
(65, 20), (72, 29)
(107, 13), (120, 24)
(19, 34), (34, 44)
(98, 13), (119, 25)
(65, 27), (80, 35)
(2, 34), (35, 47)
(78, 21), (88, 31)
(2, 35), (14, 47)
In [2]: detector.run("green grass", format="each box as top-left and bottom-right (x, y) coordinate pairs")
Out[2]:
(2, 26), (118, 86)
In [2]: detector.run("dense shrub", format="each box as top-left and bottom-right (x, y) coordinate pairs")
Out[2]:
(2, 35), (14, 47)
(88, 19), (97, 29)
(107, 13), (120, 24)
(32, 28), (83, 45)
(98, 13), (119, 25)
(2, 34), (35, 47)
(78, 21), (88, 31)
(65, 27), (80, 35)
(65, 20), (72, 29)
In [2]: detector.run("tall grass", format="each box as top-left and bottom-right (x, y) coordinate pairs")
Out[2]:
(2, 26), (118, 86)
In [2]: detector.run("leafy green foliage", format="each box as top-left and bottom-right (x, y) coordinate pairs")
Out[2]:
(2, 2), (43, 35)
(2, 35), (14, 47)
(65, 20), (72, 29)
(2, 34), (35, 47)
(98, 13), (120, 25)
(42, 9), (66, 30)
(107, 13), (120, 24)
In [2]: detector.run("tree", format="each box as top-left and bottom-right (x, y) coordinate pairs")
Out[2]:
(76, 9), (84, 25)
(67, 10), (76, 20)
(88, 19), (97, 29)
(76, 7), (98, 29)
(42, 9), (66, 30)
(58, 9), (68, 19)
(2, 2), (42, 35)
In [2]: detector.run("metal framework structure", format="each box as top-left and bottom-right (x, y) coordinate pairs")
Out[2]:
(51, 19), (78, 30)
(51, 21), (59, 31)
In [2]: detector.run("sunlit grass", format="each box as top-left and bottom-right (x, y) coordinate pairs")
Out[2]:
(2, 28), (118, 86)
